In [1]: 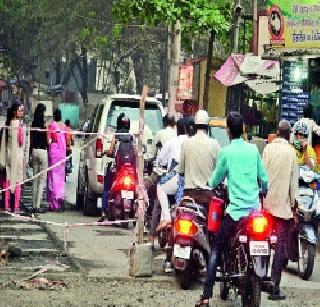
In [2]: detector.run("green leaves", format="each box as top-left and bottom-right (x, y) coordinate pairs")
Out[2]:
(113, 0), (232, 35)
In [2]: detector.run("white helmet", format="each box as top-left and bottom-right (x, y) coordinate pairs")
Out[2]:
(294, 120), (309, 136)
(195, 110), (209, 125)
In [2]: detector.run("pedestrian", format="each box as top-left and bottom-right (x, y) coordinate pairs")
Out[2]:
(29, 103), (48, 214)
(196, 112), (268, 306)
(0, 103), (25, 212)
(262, 120), (299, 300)
(0, 107), (15, 210)
(47, 109), (67, 212)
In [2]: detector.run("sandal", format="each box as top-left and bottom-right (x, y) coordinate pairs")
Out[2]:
(195, 295), (209, 307)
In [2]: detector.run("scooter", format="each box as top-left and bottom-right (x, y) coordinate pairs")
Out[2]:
(107, 163), (136, 228)
(171, 197), (210, 290)
(285, 165), (319, 280)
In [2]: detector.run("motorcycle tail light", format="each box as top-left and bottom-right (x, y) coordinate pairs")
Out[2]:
(310, 182), (318, 190)
(252, 216), (268, 234)
(97, 175), (104, 184)
(175, 219), (198, 236)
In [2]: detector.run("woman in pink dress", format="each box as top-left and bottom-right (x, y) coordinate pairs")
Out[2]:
(47, 109), (67, 211)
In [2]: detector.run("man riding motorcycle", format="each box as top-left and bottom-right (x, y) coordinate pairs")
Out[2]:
(196, 112), (268, 307)
(293, 120), (317, 170)
(179, 110), (220, 206)
(98, 114), (135, 222)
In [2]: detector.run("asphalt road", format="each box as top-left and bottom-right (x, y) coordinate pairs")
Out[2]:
(2, 134), (320, 306)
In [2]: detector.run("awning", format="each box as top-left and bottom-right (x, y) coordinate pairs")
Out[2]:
(215, 54), (280, 95)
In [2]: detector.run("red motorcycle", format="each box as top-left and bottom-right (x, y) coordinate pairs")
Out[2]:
(107, 163), (136, 228)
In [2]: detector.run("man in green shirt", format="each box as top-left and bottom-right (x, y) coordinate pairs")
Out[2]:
(196, 112), (268, 307)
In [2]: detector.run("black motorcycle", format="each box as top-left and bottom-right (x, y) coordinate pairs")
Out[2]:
(218, 211), (276, 306)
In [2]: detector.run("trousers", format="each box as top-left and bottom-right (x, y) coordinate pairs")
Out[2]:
(271, 217), (291, 291)
(203, 214), (237, 299)
(32, 149), (48, 209)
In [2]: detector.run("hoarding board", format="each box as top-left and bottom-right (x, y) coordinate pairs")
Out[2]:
(267, 0), (320, 48)
(177, 64), (193, 101)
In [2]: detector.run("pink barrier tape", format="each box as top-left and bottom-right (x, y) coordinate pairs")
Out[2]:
(0, 136), (97, 193)
(2, 212), (136, 255)
(2, 211), (136, 228)
(0, 125), (136, 136)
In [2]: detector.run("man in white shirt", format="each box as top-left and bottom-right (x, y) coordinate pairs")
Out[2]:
(180, 110), (220, 206)
(156, 119), (190, 229)
(154, 115), (176, 155)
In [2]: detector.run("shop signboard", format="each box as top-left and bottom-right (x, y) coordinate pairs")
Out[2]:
(281, 61), (310, 125)
(177, 64), (193, 101)
(267, 0), (320, 49)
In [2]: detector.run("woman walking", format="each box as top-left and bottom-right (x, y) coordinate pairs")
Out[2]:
(0, 103), (25, 212)
(0, 107), (14, 210)
(47, 109), (67, 211)
(29, 103), (48, 214)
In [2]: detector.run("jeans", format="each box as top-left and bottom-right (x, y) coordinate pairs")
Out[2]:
(32, 149), (48, 209)
(271, 217), (291, 291)
(102, 164), (114, 213)
(203, 214), (237, 299)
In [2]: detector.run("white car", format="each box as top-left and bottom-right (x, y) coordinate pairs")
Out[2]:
(77, 94), (164, 216)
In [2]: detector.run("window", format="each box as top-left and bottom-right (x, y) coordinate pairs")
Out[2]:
(106, 100), (163, 133)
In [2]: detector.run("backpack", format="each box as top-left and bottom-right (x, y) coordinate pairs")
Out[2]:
(115, 135), (136, 170)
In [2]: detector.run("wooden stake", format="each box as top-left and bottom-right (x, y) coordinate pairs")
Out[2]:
(137, 85), (148, 244)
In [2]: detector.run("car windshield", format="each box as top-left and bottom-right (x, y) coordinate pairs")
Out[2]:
(209, 126), (230, 148)
(106, 100), (163, 133)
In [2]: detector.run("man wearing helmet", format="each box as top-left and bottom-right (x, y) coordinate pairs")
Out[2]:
(179, 110), (220, 206)
(293, 103), (320, 146)
(98, 113), (135, 222)
(293, 120), (316, 170)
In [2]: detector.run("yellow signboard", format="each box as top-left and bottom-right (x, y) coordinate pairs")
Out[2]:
(267, 0), (320, 48)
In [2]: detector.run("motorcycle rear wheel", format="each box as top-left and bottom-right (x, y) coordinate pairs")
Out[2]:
(178, 264), (192, 290)
(219, 252), (229, 300)
(241, 275), (261, 307)
(298, 240), (315, 280)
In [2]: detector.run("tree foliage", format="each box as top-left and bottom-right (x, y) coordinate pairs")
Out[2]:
(113, 0), (232, 36)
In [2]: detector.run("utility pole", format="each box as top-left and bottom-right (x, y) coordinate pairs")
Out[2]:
(253, 0), (258, 55)
(168, 21), (181, 116)
(233, 1), (242, 53)
(162, 27), (169, 107)
(203, 30), (215, 111)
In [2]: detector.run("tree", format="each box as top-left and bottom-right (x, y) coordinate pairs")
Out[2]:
(113, 0), (232, 111)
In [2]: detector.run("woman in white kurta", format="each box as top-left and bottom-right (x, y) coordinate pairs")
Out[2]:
(4, 103), (25, 212)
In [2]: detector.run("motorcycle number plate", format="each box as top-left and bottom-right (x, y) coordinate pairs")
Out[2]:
(121, 190), (134, 200)
(174, 244), (191, 260)
(249, 241), (269, 256)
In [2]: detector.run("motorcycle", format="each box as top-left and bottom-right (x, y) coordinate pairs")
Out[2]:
(107, 163), (136, 228)
(285, 165), (319, 280)
(218, 210), (276, 307)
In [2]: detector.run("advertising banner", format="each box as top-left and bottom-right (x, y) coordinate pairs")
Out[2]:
(267, 0), (320, 49)
(177, 64), (193, 101)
